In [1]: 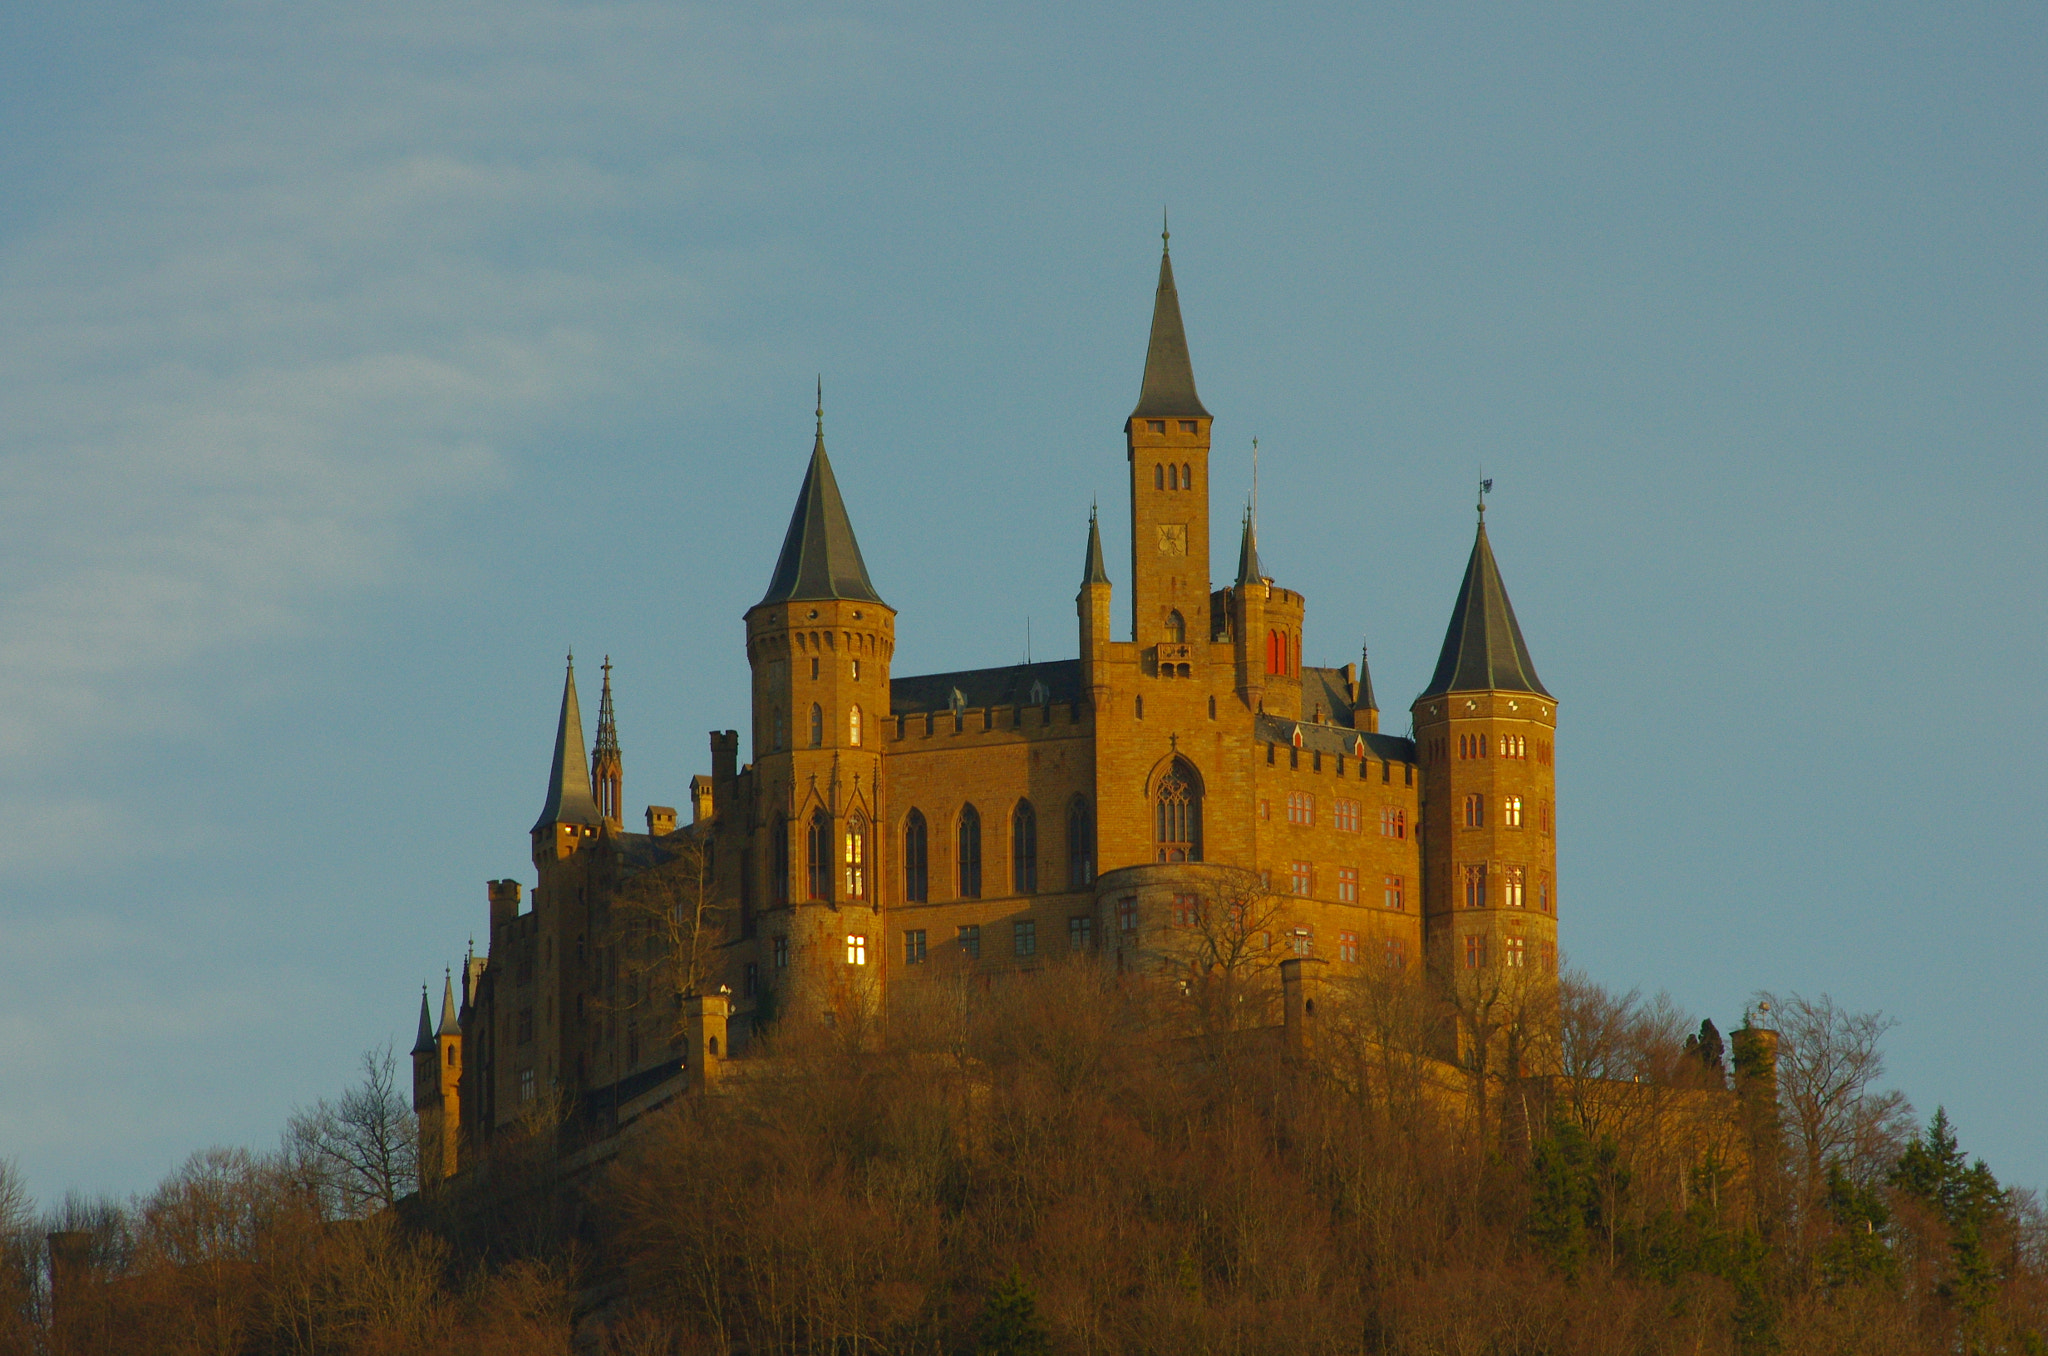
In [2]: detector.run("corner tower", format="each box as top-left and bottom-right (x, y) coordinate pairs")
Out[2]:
(531, 656), (605, 864)
(745, 390), (895, 1016)
(1126, 225), (1213, 648)
(1412, 499), (1559, 1001)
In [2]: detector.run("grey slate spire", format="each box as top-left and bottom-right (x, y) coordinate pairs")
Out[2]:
(530, 655), (605, 834)
(1130, 223), (1211, 420)
(437, 971), (459, 1037)
(1357, 636), (1379, 713)
(757, 384), (886, 608)
(1419, 508), (1551, 699)
(1234, 505), (1263, 586)
(1082, 505), (1110, 586)
(411, 986), (434, 1056)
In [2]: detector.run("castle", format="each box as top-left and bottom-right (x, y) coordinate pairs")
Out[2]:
(410, 233), (1561, 1177)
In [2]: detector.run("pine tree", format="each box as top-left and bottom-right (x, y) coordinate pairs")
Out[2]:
(974, 1271), (1052, 1356)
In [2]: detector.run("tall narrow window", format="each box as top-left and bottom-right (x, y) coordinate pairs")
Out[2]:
(1181, 462), (1191, 487)
(1463, 793), (1485, 828)
(1154, 757), (1203, 862)
(904, 929), (926, 964)
(1502, 865), (1525, 908)
(806, 810), (831, 902)
(849, 705), (862, 747)
(1154, 463), (1164, 489)
(1462, 863), (1487, 909)
(1464, 934), (1486, 970)
(772, 816), (790, 905)
(903, 810), (929, 902)
(1384, 874), (1404, 910)
(809, 703), (824, 747)
(1011, 800), (1037, 894)
(1066, 797), (1093, 888)
(1169, 464), (1179, 489)
(958, 805), (982, 898)
(844, 814), (867, 899)
(1165, 610), (1185, 643)
(1503, 795), (1522, 827)
(772, 707), (786, 751)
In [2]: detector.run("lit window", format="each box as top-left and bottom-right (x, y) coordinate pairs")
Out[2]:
(1463, 864), (1488, 909)
(1117, 896), (1139, 933)
(845, 934), (867, 966)
(1464, 935), (1486, 970)
(1068, 916), (1092, 951)
(519, 1068), (536, 1104)
(1290, 861), (1312, 896)
(1384, 938), (1407, 970)
(1504, 936), (1526, 968)
(1333, 798), (1360, 832)
(1336, 866), (1358, 903)
(1380, 806), (1407, 838)
(958, 924), (980, 959)
(1172, 893), (1199, 929)
(851, 658), (861, 681)
(1503, 795), (1522, 828)
(904, 930), (926, 965)
(843, 816), (867, 899)
(849, 705), (862, 746)
(1337, 931), (1359, 963)
(1014, 919), (1037, 958)
(1287, 791), (1313, 826)
(773, 936), (788, 969)
(1500, 734), (1526, 759)
(1290, 927), (1313, 956)
(1463, 793), (1485, 828)
(1502, 866), (1525, 908)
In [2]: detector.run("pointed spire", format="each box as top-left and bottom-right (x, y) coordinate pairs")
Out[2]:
(592, 655), (622, 822)
(1356, 636), (1379, 715)
(593, 657), (619, 762)
(1082, 504), (1110, 586)
(1234, 503), (1263, 586)
(1419, 511), (1551, 699)
(531, 654), (605, 833)
(1130, 228), (1210, 420)
(757, 390), (887, 607)
(411, 986), (434, 1055)
(437, 971), (459, 1037)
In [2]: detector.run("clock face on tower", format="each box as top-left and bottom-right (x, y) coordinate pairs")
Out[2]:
(1156, 523), (1188, 557)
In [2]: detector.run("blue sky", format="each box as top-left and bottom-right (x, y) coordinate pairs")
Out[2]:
(1, 2), (2042, 1203)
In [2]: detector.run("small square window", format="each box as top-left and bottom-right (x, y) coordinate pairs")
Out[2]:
(1179, 420), (1197, 433)
(958, 924), (981, 959)
(1117, 896), (1139, 933)
(1148, 419), (1166, 433)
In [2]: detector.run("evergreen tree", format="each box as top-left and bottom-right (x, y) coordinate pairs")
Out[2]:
(1683, 1017), (1727, 1081)
(974, 1271), (1052, 1356)
(1890, 1108), (2008, 1326)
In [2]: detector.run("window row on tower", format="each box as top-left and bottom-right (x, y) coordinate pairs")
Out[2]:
(1459, 794), (1553, 834)
(1153, 462), (1197, 490)
(1457, 863), (1554, 913)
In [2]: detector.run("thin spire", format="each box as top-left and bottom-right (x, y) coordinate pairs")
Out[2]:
(757, 394), (887, 608)
(437, 970), (459, 1037)
(1419, 504), (1550, 699)
(411, 986), (433, 1055)
(1082, 503), (1110, 586)
(1356, 635), (1379, 716)
(593, 657), (619, 759)
(531, 654), (605, 833)
(1235, 501), (1263, 586)
(1130, 228), (1210, 420)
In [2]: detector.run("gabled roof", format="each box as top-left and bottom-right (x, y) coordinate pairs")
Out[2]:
(1082, 508), (1110, 587)
(756, 409), (885, 608)
(1419, 516), (1551, 699)
(531, 658), (605, 833)
(1130, 236), (1210, 420)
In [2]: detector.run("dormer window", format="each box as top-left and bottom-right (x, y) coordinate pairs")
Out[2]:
(1148, 419), (1166, 433)
(1180, 420), (1198, 433)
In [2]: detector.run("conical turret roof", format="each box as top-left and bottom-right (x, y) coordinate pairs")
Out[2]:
(1130, 231), (1210, 421)
(1356, 637), (1379, 713)
(1419, 514), (1551, 699)
(1234, 506), (1264, 586)
(1081, 507), (1110, 586)
(437, 973), (460, 1038)
(531, 656), (605, 833)
(411, 987), (434, 1055)
(757, 397), (885, 608)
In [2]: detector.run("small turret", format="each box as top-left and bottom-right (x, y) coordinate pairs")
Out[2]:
(1077, 505), (1112, 680)
(532, 655), (605, 862)
(409, 986), (435, 1112)
(591, 657), (622, 827)
(1354, 636), (1380, 733)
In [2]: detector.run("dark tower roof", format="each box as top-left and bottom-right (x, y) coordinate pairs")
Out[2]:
(1234, 506), (1263, 586)
(1357, 637), (1379, 713)
(437, 973), (459, 1038)
(593, 657), (620, 763)
(1419, 512), (1551, 699)
(411, 987), (434, 1056)
(757, 392), (886, 608)
(1082, 506), (1110, 586)
(531, 656), (605, 833)
(1130, 227), (1211, 421)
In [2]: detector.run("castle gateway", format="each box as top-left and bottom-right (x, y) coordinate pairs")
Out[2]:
(410, 235), (1559, 1173)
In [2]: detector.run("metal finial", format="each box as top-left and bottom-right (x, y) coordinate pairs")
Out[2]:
(601, 655), (612, 683)
(566, 649), (574, 668)
(1477, 475), (1493, 519)
(1162, 207), (1169, 251)
(815, 375), (823, 435)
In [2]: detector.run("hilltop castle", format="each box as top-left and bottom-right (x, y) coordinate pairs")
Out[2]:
(410, 234), (1561, 1177)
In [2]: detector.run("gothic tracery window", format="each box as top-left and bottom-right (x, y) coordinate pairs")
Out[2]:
(844, 814), (868, 899)
(1012, 800), (1037, 894)
(806, 809), (831, 901)
(903, 810), (929, 903)
(1154, 758), (1203, 863)
(958, 805), (982, 899)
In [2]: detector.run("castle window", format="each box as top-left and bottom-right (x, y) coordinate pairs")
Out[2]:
(849, 704), (862, 747)
(1539, 801), (1553, 836)
(1118, 896), (1139, 933)
(904, 929), (927, 965)
(1180, 420), (1197, 433)
(1265, 630), (1284, 676)
(845, 934), (867, 966)
(1503, 936), (1526, 968)
(1291, 926), (1313, 956)
(1208, 695), (1216, 719)
(1136, 695), (1143, 719)
(1012, 800), (1038, 894)
(1502, 865), (1525, 908)
(958, 805), (983, 898)
(1463, 864), (1487, 909)
(1337, 931), (1359, 962)
(1169, 464), (1180, 489)
(1385, 938), (1407, 970)
(1165, 610), (1185, 643)
(519, 1068), (535, 1103)
(517, 1008), (533, 1044)
(1258, 799), (1269, 820)
(1172, 894), (1199, 929)
(1289, 860), (1312, 896)
(446, 1045), (456, 1066)
(1539, 874), (1552, 914)
(1155, 463), (1165, 488)
(958, 923), (981, 958)
(811, 657), (820, 680)
(1334, 798), (1360, 832)
(1154, 758), (1202, 862)
(1463, 793), (1485, 828)
(809, 703), (823, 747)
(851, 658), (860, 681)
(773, 707), (787, 751)
(1379, 870), (1401, 908)
(774, 937), (788, 969)
(1287, 791), (1313, 826)
(1540, 940), (1556, 973)
(744, 962), (758, 996)
(1149, 419), (1166, 433)
(772, 815), (791, 905)
(1068, 916), (1092, 952)
(1464, 935), (1486, 970)
(1066, 797), (1093, 888)
(1380, 806), (1406, 839)
(1013, 919), (1037, 958)
(844, 815), (868, 899)
(903, 811), (929, 902)
(1404, 764), (1413, 787)
(1181, 462), (1192, 486)
(807, 809), (831, 901)
(1336, 866), (1358, 903)
(1502, 795), (1522, 828)
(1501, 734), (1525, 758)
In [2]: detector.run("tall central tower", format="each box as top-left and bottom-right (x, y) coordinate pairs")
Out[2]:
(1126, 228), (1213, 647)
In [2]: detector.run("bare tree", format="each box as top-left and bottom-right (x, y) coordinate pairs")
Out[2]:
(284, 1046), (418, 1217)
(1147, 866), (1294, 1036)
(611, 832), (729, 1045)
(1759, 990), (1913, 1199)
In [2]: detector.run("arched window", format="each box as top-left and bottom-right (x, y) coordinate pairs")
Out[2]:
(1165, 610), (1185, 643)
(1012, 800), (1037, 894)
(903, 811), (929, 902)
(809, 703), (824, 747)
(1266, 630), (1284, 676)
(806, 809), (831, 900)
(1066, 796), (1093, 888)
(849, 704), (862, 747)
(1168, 464), (1179, 489)
(772, 707), (786, 751)
(1503, 795), (1523, 828)
(958, 805), (982, 898)
(1154, 464), (1164, 489)
(1154, 758), (1203, 862)
(772, 815), (790, 904)
(844, 814), (867, 899)
(1463, 793), (1485, 828)
(1182, 462), (1191, 488)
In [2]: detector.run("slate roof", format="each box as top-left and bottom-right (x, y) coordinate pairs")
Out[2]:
(531, 659), (606, 833)
(757, 422), (885, 608)
(1082, 510), (1110, 586)
(1419, 518), (1551, 699)
(1130, 240), (1210, 420)
(891, 659), (1084, 716)
(1300, 666), (1356, 726)
(1235, 509), (1263, 585)
(1254, 713), (1416, 764)
(411, 989), (434, 1055)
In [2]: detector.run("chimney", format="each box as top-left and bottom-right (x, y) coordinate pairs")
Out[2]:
(487, 879), (522, 935)
(689, 776), (714, 824)
(710, 729), (739, 786)
(646, 805), (678, 837)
